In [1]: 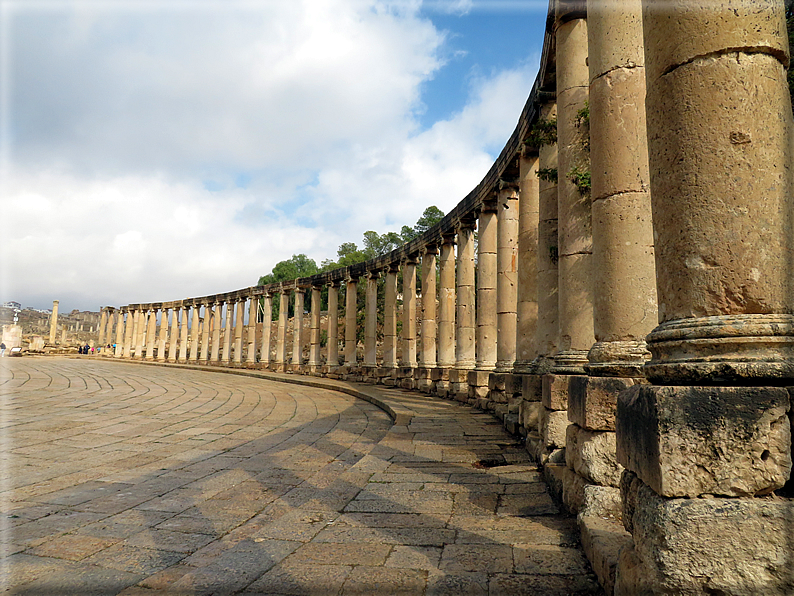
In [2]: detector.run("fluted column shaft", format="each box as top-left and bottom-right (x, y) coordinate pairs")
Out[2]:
(247, 297), (257, 365)
(276, 292), (288, 366)
(200, 304), (211, 362)
(134, 309), (145, 360)
(178, 307), (189, 362)
(420, 247), (438, 368)
(402, 258), (417, 367)
(345, 278), (358, 366)
(189, 306), (200, 362)
(233, 300), (244, 364)
(382, 267), (398, 368)
(438, 236), (456, 367)
(168, 307), (180, 362)
(327, 284), (339, 367)
(309, 287), (321, 366)
(515, 152), (540, 371)
(364, 273), (378, 367)
(158, 309), (169, 361)
(210, 303), (221, 363)
(292, 290), (304, 366)
(477, 202), (498, 370)
(260, 294), (273, 367)
(146, 309), (157, 360)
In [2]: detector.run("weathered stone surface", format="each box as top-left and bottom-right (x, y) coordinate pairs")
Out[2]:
(578, 515), (631, 596)
(541, 408), (569, 449)
(579, 484), (622, 521)
(521, 373), (542, 402)
(520, 401), (543, 432)
(565, 424), (623, 487)
(542, 374), (570, 411)
(569, 375), (635, 431)
(617, 385), (791, 497)
(616, 474), (794, 596)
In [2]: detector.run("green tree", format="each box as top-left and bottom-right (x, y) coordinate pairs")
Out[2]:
(257, 254), (318, 318)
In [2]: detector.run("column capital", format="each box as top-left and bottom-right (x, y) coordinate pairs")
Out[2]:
(364, 269), (380, 281)
(555, 0), (585, 26)
(422, 244), (439, 256)
(328, 280), (341, 289)
(457, 214), (477, 232)
(499, 178), (520, 192)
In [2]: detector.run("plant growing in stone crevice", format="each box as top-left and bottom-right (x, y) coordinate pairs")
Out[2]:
(536, 168), (558, 183)
(567, 165), (591, 195)
(524, 117), (557, 148)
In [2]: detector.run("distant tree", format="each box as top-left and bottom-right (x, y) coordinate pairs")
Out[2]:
(258, 254), (318, 318)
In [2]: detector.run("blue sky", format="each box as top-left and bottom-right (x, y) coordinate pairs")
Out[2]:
(1, 0), (548, 311)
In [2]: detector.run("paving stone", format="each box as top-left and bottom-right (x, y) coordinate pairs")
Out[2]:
(341, 566), (427, 595)
(286, 541), (391, 566)
(426, 570), (488, 595)
(26, 533), (118, 561)
(82, 543), (187, 575)
(439, 544), (514, 574)
(245, 562), (353, 595)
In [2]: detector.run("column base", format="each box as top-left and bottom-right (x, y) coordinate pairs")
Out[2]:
(552, 350), (589, 374)
(585, 340), (650, 378)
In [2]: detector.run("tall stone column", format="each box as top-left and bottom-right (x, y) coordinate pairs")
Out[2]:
(455, 218), (476, 369)
(438, 235), (456, 368)
(275, 291), (288, 369)
(177, 306), (189, 362)
(134, 309), (145, 360)
(114, 310), (125, 357)
(233, 299), (245, 364)
(48, 300), (59, 344)
(259, 293), (273, 368)
(515, 151), (540, 372)
(122, 309), (133, 357)
(219, 302), (231, 364)
(145, 309), (157, 360)
(247, 296), (257, 366)
(326, 283), (339, 367)
(344, 278), (358, 367)
(308, 286), (321, 367)
(292, 289), (304, 368)
(615, 3), (794, 594)
(200, 304), (211, 362)
(189, 305), (200, 362)
(364, 272), (378, 368)
(168, 306), (181, 363)
(476, 201), (498, 370)
(402, 257), (418, 368)
(383, 265), (398, 368)
(496, 181), (520, 372)
(98, 309), (108, 346)
(555, 10), (593, 374)
(420, 246), (438, 368)
(157, 308), (169, 361)
(209, 303), (221, 363)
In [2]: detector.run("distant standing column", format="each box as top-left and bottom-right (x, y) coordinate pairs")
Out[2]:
(247, 296), (257, 366)
(168, 306), (180, 363)
(476, 200), (498, 370)
(233, 299), (245, 364)
(259, 293), (273, 367)
(515, 150), (540, 372)
(383, 265), (399, 368)
(210, 303), (222, 363)
(438, 235), (456, 367)
(221, 301), (233, 364)
(48, 300), (59, 344)
(189, 305), (200, 362)
(496, 181), (520, 371)
(402, 257), (418, 368)
(122, 309), (133, 357)
(344, 278), (358, 366)
(158, 308), (169, 361)
(456, 218), (477, 369)
(308, 286), (322, 367)
(114, 310), (125, 357)
(200, 304), (211, 362)
(145, 309), (157, 360)
(420, 246), (438, 368)
(292, 289), (305, 367)
(178, 306), (189, 362)
(275, 291), (289, 367)
(364, 272), (378, 367)
(327, 283), (340, 367)
(134, 309), (145, 360)
(98, 309), (108, 346)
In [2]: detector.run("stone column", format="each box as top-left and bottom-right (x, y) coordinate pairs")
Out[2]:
(476, 200), (498, 371)
(233, 299), (245, 364)
(219, 301), (231, 364)
(496, 181), (520, 372)
(614, 2), (794, 594)
(189, 305), (200, 362)
(209, 303), (221, 363)
(455, 218), (476, 369)
(292, 289), (304, 368)
(275, 291), (289, 369)
(555, 10), (594, 374)
(260, 293), (273, 368)
(134, 309), (145, 360)
(515, 151), (540, 372)
(364, 272), (378, 367)
(326, 283), (340, 367)
(145, 309), (157, 360)
(157, 308), (168, 361)
(114, 310), (124, 357)
(401, 257), (418, 368)
(383, 266), (398, 368)
(177, 306), (188, 362)
(168, 306), (180, 363)
(121, 309), (133, 357)
(98, 309), (108, 346)
(344, 278), (358, 367)
(200, 304), (211, 362)
(438, 234), (456, 368)
(247, 296), (257, 366)
(308, 286), (321, 368)
(420, 246), (438, 368)
(48, 300), (59, 344)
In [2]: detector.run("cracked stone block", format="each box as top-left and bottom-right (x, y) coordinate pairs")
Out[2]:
(566, 424), (623, 487)
(569, 375), (636, 431)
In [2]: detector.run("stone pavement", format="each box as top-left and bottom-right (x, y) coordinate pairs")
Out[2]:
(1, 358), (603, 595)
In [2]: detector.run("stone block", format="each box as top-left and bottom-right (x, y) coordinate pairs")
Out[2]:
(569, 375), (636, 431)
(541, 408), (569, 449)
(616, 474), (794, 596)
(543, 463), (566, 504)
(435, 381), (450, 398)
(470, 385), (489, 400)
(545, 448), (565, 465)
(503, 413), (519, 435)
(525, 431), (543, 462)
(522, 374), (542, 402)
(489, 372), (507, 391)
(431, 367), (450, 381)
(489, 388), (507, 404)
(475, 397), (490, 410)
(520, 401), (543, 432)
(493, 404), (508, 420)
(448, 369), (469, 384)
(467, 370), (490, 386)
(561, 465), (586, 514)
(579, 484), (622, 521)
(565, 424), (623, 487)
(617, 385), (791, 497)
(507, 395), (522, 413)
(578, 516), (631, 596)
(542, 374), (571, 411)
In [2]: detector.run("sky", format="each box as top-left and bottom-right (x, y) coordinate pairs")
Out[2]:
(1, 0), (548, 313)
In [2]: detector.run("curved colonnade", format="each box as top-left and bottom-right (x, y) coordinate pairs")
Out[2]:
(96, 1), (794, 594)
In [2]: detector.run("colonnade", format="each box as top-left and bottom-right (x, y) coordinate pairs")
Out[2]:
(104, 1), (794, 594)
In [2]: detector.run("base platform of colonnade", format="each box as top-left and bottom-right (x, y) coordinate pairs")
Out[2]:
(2, 356), (613, 595)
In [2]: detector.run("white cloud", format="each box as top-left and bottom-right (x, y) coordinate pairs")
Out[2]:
(1, 0), (538, 311)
